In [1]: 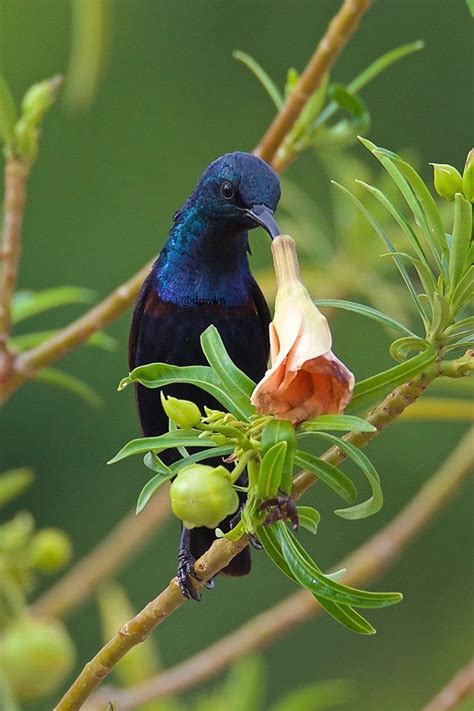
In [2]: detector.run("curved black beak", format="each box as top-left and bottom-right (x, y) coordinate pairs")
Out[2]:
(246, 204), (280, 239)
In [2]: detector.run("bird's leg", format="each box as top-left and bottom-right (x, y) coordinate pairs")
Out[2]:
(260, 492), (299, 531)
(177, 527), (202, 601)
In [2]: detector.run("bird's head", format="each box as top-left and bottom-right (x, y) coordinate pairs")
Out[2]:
(190, 151), (281, 238)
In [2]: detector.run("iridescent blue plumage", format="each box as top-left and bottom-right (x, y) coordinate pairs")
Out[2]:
(129, 152), (280, 599)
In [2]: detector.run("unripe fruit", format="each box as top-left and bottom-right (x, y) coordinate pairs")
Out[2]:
(29, 528), (73, 572)
(170, 464), (239, 529)
(160, 392), (201, 429)
(431, 163), (463, 201)
(0, 617), (76, 701)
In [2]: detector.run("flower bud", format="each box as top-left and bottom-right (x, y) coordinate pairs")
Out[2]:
(29, 528), (73, 572)
(431, 163), (463, 201)
(0, 617), (76, 701)
(160, 392), (201, 429)
(170, 464), (239, 529)
(462, 148), (473, 202)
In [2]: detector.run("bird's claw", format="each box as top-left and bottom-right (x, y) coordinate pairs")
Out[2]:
(249, 533), (263, 550)
(177, 550), (202, 601)
(260, 493), (299, 531)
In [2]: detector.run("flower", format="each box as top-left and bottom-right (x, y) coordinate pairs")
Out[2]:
(251, 234), (354, 424)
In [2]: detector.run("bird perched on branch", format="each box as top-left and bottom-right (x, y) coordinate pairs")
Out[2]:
(129, 151), (280, 599)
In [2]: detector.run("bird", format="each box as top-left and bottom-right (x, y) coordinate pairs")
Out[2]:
(129, 151), (281, 599)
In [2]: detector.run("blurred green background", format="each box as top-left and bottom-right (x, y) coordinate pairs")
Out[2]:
(0, 1), (472, 709)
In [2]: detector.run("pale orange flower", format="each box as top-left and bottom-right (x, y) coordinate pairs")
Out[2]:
(251, 235), (354, 425)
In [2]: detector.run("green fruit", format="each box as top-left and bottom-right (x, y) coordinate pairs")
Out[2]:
(170, 464), (239, 529)
(0, 617), (76, 701)
(160, 392), (201, 428)
(431, 162), (463, 201)
(29, 528), (73, 572)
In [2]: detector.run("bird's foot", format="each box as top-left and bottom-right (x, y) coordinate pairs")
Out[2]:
(177, 548), (202, 601)
(260, 493), (299, 531)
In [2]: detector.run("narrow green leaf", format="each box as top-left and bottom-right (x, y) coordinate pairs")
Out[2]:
(379, 251), (436, 308)
(451, 265), (473, 311)
(449, 193), (472, 293)
(258, 442), (287, 498)
(276, 522), (402, 609)
(313, 299), (416, 337)
(445, 315), (474, 338)
(12, 287), (95, 324)
(108, 430), (216, 464)
(169, 445), (234, 473)
(35, 367), (102, 407)
(332, 181), (429, 328)
(233, 50), (283, 109)
(314, 433), (383, 520)
(270, 680), (355, 711)
(389, 336), (430, 362)
(261, 420), (296, 494)
(143, 452), (172, 475)
(200, 325), (255, 418)
(348, 347), (436, 411)
(298, 414), (376, 434)
(120, 362), (250, 421)
(0, 72), (17, 148)
(296, 506), (320, 534)
(294, 451), (357, 504)
(10, 328), (115, 352)
(0, 468), (34, 507)
(136, 471), (174, 513)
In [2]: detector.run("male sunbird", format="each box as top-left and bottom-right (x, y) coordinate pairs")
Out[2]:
(129, 152), (280, 599)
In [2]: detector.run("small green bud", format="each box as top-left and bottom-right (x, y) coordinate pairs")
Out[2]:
(29, 528), (73, 572)
(14, 75), (62, 163)
(170, 464), (239, 529)
(0, 617), (76, 701)
(431, 162), (463, 201)
(160, 392), (201, 429)
(462, 148), (474, 202)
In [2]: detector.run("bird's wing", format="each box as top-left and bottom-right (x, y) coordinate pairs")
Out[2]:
(128, 269), (154, 371)
(251, 277), (271, 355)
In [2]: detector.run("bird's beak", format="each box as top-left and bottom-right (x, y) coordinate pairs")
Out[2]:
(246, 204), (280, 239)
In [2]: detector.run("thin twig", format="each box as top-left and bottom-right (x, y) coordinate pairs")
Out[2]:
(0, 158), (28, 381)
(254, 0), (372, 167)
(31, 487), (170, 620)
(419, 657), (474, 711)
(86, 427), (474, 710)
(54, 359), (454, 711)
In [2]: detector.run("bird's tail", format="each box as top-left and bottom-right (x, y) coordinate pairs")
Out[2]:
(189, 526), (251, 577)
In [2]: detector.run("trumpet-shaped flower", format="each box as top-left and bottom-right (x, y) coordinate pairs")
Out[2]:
(251, 235), (354, 424)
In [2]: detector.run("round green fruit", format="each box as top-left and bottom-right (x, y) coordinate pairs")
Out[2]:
(170, 464), (239, 529)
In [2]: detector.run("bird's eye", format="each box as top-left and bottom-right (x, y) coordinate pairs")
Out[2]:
(220, 180), (235, 200)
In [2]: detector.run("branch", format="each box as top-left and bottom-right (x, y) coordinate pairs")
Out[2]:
(0, 158), (29, 380)
(54, 358), (449, 711)
(31, 487), (170, 620)
(419, 657), (474, 711)
(86, 426), (474, 709)
(254, 0), (373, 167)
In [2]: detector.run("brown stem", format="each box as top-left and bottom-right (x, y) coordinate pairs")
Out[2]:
(419, 657), (474, 711)
(54, 358), (448, 711)
(86, 426), (474, 709)
(31, 487), (170, 620)
(254, 0), (372, 166)
(0, 158), (28, 381)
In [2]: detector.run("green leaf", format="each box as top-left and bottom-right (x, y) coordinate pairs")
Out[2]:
(0, 468), (34, 507)
(9, 328), (116, 352)
(120, 362), (250, 421)
(449, 193), (472, 294)
(35, 367), (102, 407)
(232, 50), (283, 109)
(261, 420), (296, 494)
(257, 442), (287, 498)
(143, 452), (172, 475)
(136, 471), (174, 513)
(0, 71), (17, 148)
(0, 666), (21, 711)
(378, 251), (436, 308)
(108, 430), (216, 464)
(451, 265), (473, 311)
(294, 451), (357, 504)
(270, 679), (354, 711)
(200, 325), (255, 418)
(332, 181), (429, 328)
(297, 506), (320, 534)
(276, 522), (402, 609)
(298, 414), (376, 434)
(220, 656), (266, 711)
(313, 299), (417, 337)
(467, 0), (474, 17)
(314, 433), (383, 520)
(348, 347), (437, 411)
(12, 286), (95, 324)
(389, 336), (430, 362)
(445, 315), (474, 338)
